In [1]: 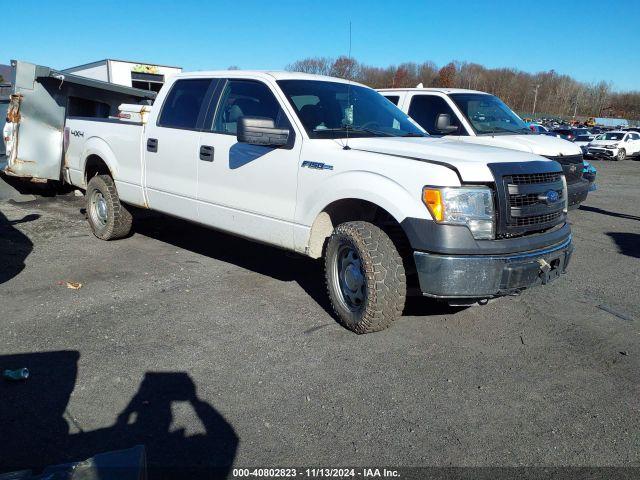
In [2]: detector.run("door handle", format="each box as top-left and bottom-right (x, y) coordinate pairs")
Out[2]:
(147, 138), (158, 152)
(199, 145), (214, 162)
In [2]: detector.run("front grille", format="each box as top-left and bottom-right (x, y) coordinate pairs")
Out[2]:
(509, 211), (563, 227)
(509, 190), (562, 207)
(543, 154), (584, 183)
(488, 163), (567, 238)
(510, 172), (561, 185)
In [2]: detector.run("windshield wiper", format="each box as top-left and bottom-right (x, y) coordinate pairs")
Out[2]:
(315, 126), (395, 137)
(481, 126), (521, 135)
(401, 132), (427, 137)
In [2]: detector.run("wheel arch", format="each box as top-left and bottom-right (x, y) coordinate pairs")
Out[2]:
(81, 137), (119, 186)
(306, 197), (412, 260)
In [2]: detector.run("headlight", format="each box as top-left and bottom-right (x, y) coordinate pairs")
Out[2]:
(607, 143), (619, 149)
(422, 186), (494, 239)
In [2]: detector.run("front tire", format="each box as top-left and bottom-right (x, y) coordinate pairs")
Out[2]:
(616, 149), (626, 161)
(324, 221), (406, 334)
(86, 174), (132, 240)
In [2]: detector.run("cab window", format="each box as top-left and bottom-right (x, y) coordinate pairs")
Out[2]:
(384, 95), (400, 106)
(408, 95), (464, 135)
(158, 79), (212, 129)
(213, 80), (290, 135)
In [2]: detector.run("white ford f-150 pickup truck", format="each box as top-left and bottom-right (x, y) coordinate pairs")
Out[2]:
(378, 87), (590, 208)
(64, 71), (573, 333)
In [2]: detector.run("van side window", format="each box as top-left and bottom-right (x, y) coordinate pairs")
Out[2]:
(408, 95), (464, 135)
(213, 80), (290, 135)
(384, 95), (400, 106)
(158, 79), (212, 129)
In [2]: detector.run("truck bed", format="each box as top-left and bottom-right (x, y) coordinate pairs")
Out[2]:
(65, 117), (147, 207)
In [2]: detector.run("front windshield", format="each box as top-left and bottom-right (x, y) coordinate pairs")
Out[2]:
(449, 93), (529, 135)
(603, 132), (624, 140)
(575, 135), (591, 142)
(277, 80), (426, 139)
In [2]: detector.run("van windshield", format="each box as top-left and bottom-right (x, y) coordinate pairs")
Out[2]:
(449, 93), (530, 135)
(277, 80), (426, 139)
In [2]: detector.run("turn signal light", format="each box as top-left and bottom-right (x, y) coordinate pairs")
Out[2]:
(423, 188), (444, 221)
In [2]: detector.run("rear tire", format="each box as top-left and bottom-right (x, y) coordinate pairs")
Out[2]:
(86, 174), (132, 240)
(616, 149), (626, 161)
(324, 221), (406, 334)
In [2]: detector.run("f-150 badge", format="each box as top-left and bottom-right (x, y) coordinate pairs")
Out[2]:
(301, 161), (333, 171)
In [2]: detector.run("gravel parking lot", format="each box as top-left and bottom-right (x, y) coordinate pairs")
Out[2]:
(1, 159), (638, 476)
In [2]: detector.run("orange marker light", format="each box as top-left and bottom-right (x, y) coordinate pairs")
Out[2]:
(423, 188), (444, 222)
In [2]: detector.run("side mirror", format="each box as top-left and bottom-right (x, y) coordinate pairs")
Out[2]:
(435, 113), (458, 134)
(237, 116), (290, 147)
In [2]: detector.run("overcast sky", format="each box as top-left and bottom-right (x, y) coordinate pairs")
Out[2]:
(4, 0), (638, 91)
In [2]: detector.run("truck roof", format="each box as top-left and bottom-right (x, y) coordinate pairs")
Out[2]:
(377, 87), (490, 95)
(177, 70), (367, 87)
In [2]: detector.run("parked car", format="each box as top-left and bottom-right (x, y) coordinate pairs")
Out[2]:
(377, 87), (590, 208)
(528, 123), (559, 137)
(574, 135), (594, 155)
(572, 128), (592, 138)
(41, 72), (576, 333)
(587, 131), (640, 161)
(552, 128), (576, 141)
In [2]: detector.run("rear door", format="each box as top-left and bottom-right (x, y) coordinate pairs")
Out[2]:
(144, 78), (216, 220)
(196, 78), (301, 248)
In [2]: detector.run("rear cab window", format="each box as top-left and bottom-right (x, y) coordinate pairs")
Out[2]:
(158, 79), (213, 130)
(384, 95), (400, 106)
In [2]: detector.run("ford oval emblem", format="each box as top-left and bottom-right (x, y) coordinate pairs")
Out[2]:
(546, 190), (559, 203)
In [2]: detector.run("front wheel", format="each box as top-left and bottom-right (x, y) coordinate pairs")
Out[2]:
(616, 149), (626, 161)
(324, 221), (406, 334)
(86, 174), (132, 240)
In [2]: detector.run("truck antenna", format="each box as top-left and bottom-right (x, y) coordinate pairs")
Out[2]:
(343, 21), (353, 151)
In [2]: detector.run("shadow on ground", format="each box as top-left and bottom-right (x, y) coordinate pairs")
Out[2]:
(131, 210), (464, 321)
(0, 173), (74, 199)
(0, 210), (35, 285)
(579, 205), (640, 222)
(607, 232), (640, 259)
(0, 351), (238, 479)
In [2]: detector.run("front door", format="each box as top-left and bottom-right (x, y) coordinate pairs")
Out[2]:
(197, 79), (301, 249)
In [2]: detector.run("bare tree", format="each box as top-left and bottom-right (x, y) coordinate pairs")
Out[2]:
(284, 56), (639, 122)
(437, 63), (457, 88)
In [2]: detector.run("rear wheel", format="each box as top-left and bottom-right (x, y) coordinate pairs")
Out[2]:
(616, 149), (626, 161)
(324, 221), (406, 334)
(86, 174), (132, 240)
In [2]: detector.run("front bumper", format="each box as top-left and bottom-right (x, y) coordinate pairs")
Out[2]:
(587, 148), (616, 159)
(567, 178), (590, 208)
(413, 236), (573, 299)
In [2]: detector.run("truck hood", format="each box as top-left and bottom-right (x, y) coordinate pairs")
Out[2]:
(458, 134), (582, 157)
(345, 136), (553, 183)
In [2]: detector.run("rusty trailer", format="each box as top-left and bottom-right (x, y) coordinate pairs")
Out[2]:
(2, 60), (156, 182)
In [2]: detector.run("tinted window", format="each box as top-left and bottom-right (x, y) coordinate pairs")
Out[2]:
(278, 80), (425, 139)
(213, 80), (289, 135)
(604, 132), (625, 140)
(385, 95), (400, 106)
(158, 79), (211, 129)
(575, 136), (591, 142)
(408, 95), (463, 135)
